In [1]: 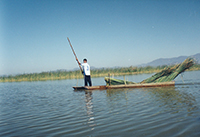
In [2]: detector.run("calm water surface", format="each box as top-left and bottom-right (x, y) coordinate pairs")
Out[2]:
(0, 71), (200, 136)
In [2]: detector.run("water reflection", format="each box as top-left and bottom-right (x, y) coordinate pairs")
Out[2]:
(105, 88), (132, 113)
(84, 91), (96, 130)
(146, 87), (198, 116)
(105, 86), (198, 117)
(106, 88), (129, 101)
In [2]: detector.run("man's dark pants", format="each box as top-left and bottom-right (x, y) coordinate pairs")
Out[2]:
(84, 75), (92, 86)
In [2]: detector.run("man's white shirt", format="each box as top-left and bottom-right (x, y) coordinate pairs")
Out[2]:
(82, 63), (90, 76)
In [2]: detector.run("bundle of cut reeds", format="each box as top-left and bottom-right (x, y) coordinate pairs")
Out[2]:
(104, 58), (194, 85)
(104, 77), (136, 86)
(141, 58), (194, 83)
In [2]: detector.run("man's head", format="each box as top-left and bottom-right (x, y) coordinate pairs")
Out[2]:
(83, 58), (87, 63)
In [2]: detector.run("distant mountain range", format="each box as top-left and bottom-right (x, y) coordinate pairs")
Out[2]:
(71, 53), (200, 71)
(140, 53), (200, 67)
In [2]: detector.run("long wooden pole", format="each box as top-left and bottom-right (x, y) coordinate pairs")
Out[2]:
(67, 37), (83, 72)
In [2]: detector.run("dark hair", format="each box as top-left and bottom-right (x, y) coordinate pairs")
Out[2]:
(83, 58), (87, 62)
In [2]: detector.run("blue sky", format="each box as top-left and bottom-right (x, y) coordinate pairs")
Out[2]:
(1, 0), (200, 75)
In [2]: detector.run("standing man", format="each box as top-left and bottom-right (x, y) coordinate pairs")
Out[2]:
(78, 58), (92, 86)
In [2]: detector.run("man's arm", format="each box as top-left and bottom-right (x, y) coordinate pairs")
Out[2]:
(76, 58), (84, 74)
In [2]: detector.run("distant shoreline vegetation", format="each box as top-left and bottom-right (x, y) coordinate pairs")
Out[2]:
(1, 64), (200, 83)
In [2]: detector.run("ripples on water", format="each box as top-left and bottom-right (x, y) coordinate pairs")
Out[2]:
(0, 71), (200, 136)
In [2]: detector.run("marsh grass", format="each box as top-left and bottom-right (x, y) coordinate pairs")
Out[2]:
(0, 64), (200, 82)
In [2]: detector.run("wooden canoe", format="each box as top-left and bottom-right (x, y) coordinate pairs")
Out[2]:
(73, 81), (175, 90)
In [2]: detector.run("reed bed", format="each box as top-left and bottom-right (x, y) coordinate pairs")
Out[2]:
(0, 63), (200, 83)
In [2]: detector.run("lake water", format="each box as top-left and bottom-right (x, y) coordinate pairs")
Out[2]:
(0, 71), (200, 136)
